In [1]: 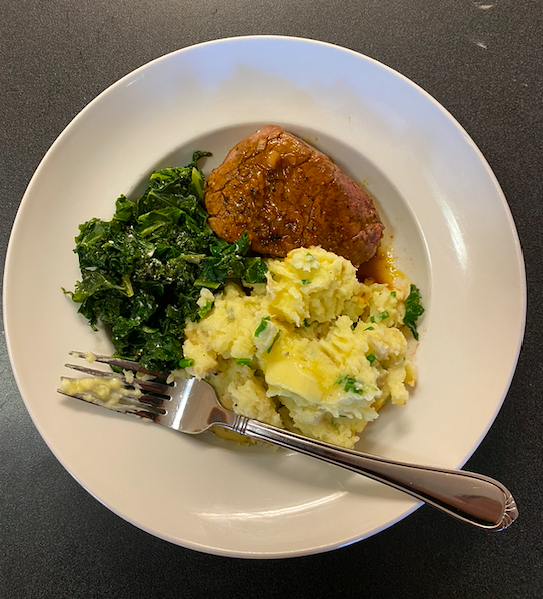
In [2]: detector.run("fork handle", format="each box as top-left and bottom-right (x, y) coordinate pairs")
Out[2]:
(226, 418), (518, 530)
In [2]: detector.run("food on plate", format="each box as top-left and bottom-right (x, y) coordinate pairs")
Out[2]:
(64, 135), (424, 448)
(59, 372), (141, 406)
(183, 247), (420, 449)
(63, 152), (267, 373)
(403, 283), (425, 340)
(205, 125), (384, 266)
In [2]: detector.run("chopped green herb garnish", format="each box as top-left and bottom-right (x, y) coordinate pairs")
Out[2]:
(367, 354), (376, 363)
(178, 358), (194, 368)
(369, 316), (375, 323)
(254, 316), (271, 337)
(403, 284), (425, 340)
(267, 331), (281, 353)
(198, 301), (213, 319)
(344, 377), (363, 395)
(235, 358), (252, 366)
(365, 326), (374, 331)
(303, 318), (311, 327)
(301, 279), (311, 285)
(390, 291), (396, 297)
(380, 311), (389, 321)
(335, 375), (364, 395)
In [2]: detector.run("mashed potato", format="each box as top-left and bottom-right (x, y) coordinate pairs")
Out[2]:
(183, 247), (416, 449)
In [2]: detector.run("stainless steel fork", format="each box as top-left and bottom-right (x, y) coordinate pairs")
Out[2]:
(59, 351), (518, 531)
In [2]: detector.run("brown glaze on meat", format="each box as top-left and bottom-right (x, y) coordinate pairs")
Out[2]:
(205, 125), (384, 266)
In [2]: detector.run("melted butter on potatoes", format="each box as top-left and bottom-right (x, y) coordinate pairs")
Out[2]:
(183, 246), (417, 449)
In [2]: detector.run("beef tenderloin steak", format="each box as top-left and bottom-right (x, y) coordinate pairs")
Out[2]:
(205, 125), (384, 266)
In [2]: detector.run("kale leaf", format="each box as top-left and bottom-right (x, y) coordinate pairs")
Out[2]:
(403, 284), (425, 340)
(65, 152), (267, 372)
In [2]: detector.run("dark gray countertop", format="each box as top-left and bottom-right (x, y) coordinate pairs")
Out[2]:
(1, 1), (542, 597)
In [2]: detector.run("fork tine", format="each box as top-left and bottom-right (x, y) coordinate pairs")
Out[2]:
(57, 389), (162, 420)
(59, 375), (168, 409)
(133, 394), (169, 409)
(68, 351), (167, 379)
(64, 363), (173, 395)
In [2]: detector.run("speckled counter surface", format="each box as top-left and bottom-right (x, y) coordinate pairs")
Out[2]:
(1, 1), (542, 597)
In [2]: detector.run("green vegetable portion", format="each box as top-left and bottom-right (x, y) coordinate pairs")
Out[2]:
(64, 152), (267, 372)
(403, 284), (425, 340)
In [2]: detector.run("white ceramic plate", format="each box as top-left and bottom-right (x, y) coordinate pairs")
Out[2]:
(4, 36), (525, 558)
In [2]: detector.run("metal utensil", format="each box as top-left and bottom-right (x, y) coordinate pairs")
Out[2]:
(59, 351), (518, 531)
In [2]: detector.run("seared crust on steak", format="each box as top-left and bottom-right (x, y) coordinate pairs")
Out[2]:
(205, 125), (384, 266)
